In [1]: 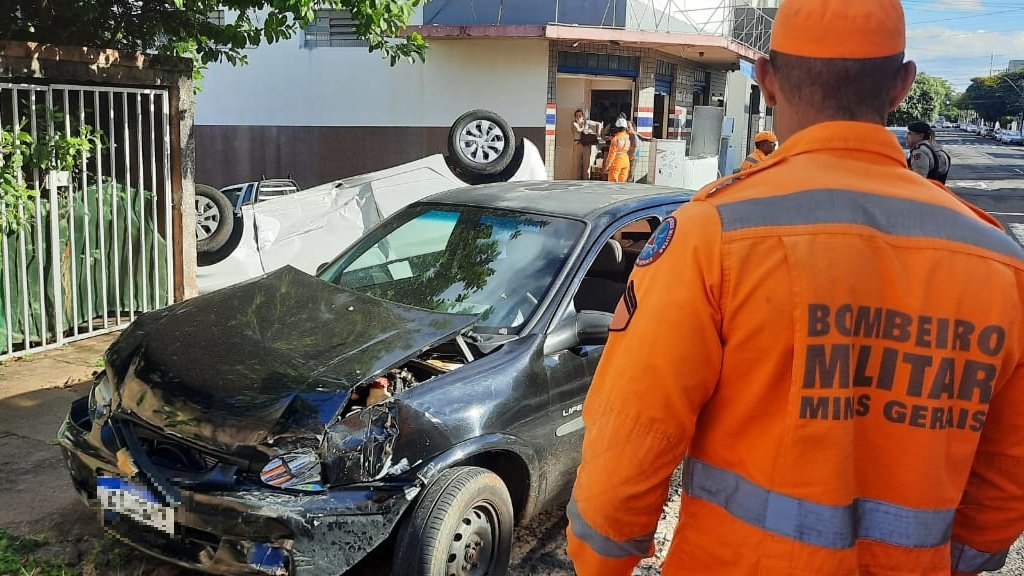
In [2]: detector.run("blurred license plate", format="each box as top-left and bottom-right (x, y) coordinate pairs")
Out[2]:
(97, 476), (175, 535)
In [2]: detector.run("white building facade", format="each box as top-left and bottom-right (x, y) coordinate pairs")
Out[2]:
(195, 1), (774, 187)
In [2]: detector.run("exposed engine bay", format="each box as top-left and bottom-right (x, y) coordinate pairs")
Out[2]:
(341, 336), (476, 417)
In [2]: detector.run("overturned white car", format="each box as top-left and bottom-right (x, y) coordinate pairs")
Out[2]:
(195, 110), (548, 294)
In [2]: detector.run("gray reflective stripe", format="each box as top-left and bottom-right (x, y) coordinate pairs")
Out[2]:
(745, 155), (760, 165)
(567, 496), (653, 558)
(951, 540), (1009, 572)
(683, 457), (955, 549)
(716, 189), (1024, 261)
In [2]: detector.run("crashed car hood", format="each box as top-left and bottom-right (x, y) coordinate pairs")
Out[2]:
(105, 266), (476, 452)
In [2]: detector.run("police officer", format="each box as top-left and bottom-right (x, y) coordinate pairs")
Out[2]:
(907, 120), (951, 183)
(737, 131), (777, 172)
(566, 1), (1024, 575)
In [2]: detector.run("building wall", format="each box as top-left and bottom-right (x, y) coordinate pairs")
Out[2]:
(195, 38), (548, 188)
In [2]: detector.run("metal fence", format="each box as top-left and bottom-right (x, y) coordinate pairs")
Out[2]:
(0, 83), (174, 359)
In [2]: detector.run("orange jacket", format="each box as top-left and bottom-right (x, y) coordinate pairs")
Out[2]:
(739, 148), (769, 172)
(607, 132), (631, 167)
(567, 121), (1024, 576)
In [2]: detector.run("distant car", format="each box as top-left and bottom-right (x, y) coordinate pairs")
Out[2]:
(886, 126), (910, 158)
(1006, 131), (1024, 145)
(60, 181), (690, 576)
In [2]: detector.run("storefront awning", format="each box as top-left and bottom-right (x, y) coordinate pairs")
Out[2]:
(405, 24), (761, 66)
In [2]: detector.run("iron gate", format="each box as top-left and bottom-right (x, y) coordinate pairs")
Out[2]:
(0, 83), (174, 359)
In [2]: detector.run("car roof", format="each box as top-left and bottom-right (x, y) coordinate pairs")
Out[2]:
(424, 181), (694, 220)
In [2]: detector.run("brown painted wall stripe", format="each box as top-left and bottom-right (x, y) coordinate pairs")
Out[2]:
(195, 125), (546, 189)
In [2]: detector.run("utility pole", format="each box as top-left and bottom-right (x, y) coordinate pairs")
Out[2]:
(990, 54), (994, 77)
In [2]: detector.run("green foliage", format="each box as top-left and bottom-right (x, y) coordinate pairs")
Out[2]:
(0, 529), (73, 576)
(961, 71), (1024, 122)
(0, 126), (37, 235)
(888, 73), (953, 127)
(3, 0), (429, 81)
(0, 110), (101, 235)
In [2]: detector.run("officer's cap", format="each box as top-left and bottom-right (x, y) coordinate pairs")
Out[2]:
(771, 0), (906, 59)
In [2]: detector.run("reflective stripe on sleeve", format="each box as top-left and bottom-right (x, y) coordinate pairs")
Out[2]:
(715, 188), (1024, 261)
(683, 457), (955, 549)
(567, 497), (654, 558)
(745, 155), (760, 165)
(951, 540), (1009, 573)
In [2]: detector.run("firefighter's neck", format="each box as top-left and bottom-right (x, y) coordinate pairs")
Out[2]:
(774, 102), (888, 142)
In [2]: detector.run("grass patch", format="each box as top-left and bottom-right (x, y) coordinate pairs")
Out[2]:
(0, 529), (74, 576)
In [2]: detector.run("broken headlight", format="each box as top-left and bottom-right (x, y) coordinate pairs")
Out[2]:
(260, 449), (324, 492)
(87, 374), (113, 422)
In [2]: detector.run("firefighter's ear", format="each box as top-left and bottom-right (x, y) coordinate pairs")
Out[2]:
(890, 60), (917, 113)
(756, 56), (778, 108)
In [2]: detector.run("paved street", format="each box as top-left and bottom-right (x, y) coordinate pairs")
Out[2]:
(941, 130), (1024, 245)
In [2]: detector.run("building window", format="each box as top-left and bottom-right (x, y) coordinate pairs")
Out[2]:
(557, 51), (639, 78)
(303, 10), (369, 48)
(207, 9), (225, 26)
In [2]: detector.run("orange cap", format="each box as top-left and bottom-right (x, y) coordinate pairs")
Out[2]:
(770, 0), (906, 59)
(753, 131), (777, 144)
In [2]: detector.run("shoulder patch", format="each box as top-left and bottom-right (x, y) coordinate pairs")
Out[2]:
(636, 216), (676, 267)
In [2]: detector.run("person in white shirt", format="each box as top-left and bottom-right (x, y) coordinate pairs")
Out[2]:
(572, 109), (602, 180)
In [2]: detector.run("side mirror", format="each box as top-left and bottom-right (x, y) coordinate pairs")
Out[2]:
(544, 311), (612, 355)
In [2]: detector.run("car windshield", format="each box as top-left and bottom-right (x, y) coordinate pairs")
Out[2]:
(319, 205), (584, 334)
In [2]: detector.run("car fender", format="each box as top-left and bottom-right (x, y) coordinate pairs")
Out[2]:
(412, 433), (541, 516)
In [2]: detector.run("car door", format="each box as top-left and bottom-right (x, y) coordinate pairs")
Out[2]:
(538, 206), (677, 501)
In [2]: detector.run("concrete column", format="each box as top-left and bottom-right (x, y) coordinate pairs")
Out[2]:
(545, 44), (558, 180)
(633, 51), (657, 181)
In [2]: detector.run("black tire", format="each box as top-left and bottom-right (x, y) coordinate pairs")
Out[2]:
(195, 184), (234, 253)
(392, 466), (513, 576)
(447, 110), (517, 177)
(197, 213), (244, 267)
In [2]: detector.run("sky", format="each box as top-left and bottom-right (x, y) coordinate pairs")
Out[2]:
(903, 0), (1024, 91)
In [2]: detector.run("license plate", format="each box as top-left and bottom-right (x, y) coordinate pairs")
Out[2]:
(97, 476), (175, 535)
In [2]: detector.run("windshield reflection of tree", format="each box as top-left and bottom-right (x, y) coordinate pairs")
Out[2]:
(362, 211), (551, 326)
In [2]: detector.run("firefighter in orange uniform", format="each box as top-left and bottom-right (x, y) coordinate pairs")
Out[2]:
(605, 124), (632, 183)
(566, 1), (1024, 575)
(738, 131), (777, 172)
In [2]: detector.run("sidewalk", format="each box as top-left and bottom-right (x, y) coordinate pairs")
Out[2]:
(0, 335), (115, 540)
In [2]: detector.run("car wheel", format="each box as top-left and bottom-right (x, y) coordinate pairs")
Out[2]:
(195, 184), (234, 253)
(448, 110), (517, 177)
(392, 466), (513, 576)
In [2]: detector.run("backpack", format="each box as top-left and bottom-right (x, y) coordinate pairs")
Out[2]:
(913, 143), (951, 184)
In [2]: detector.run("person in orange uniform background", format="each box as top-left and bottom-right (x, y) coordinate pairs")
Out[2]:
(605, 125), (631, 183)
(566, 1), (1024, 575)
(738, 131), (777, 172)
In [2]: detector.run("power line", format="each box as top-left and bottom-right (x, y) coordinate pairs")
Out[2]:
(907, 6), (1024, 25)
(908, 25), (1024, 39)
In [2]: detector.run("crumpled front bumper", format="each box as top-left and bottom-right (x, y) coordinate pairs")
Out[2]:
(58, 397), (417, 576)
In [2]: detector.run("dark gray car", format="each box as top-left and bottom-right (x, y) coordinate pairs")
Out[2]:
(59, 181), (690, 576)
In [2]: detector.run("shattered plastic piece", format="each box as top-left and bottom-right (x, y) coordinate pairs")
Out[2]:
(249, 542), (289, 576)
(387, 457), (411, 476)
(403, 485), (421, 501)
